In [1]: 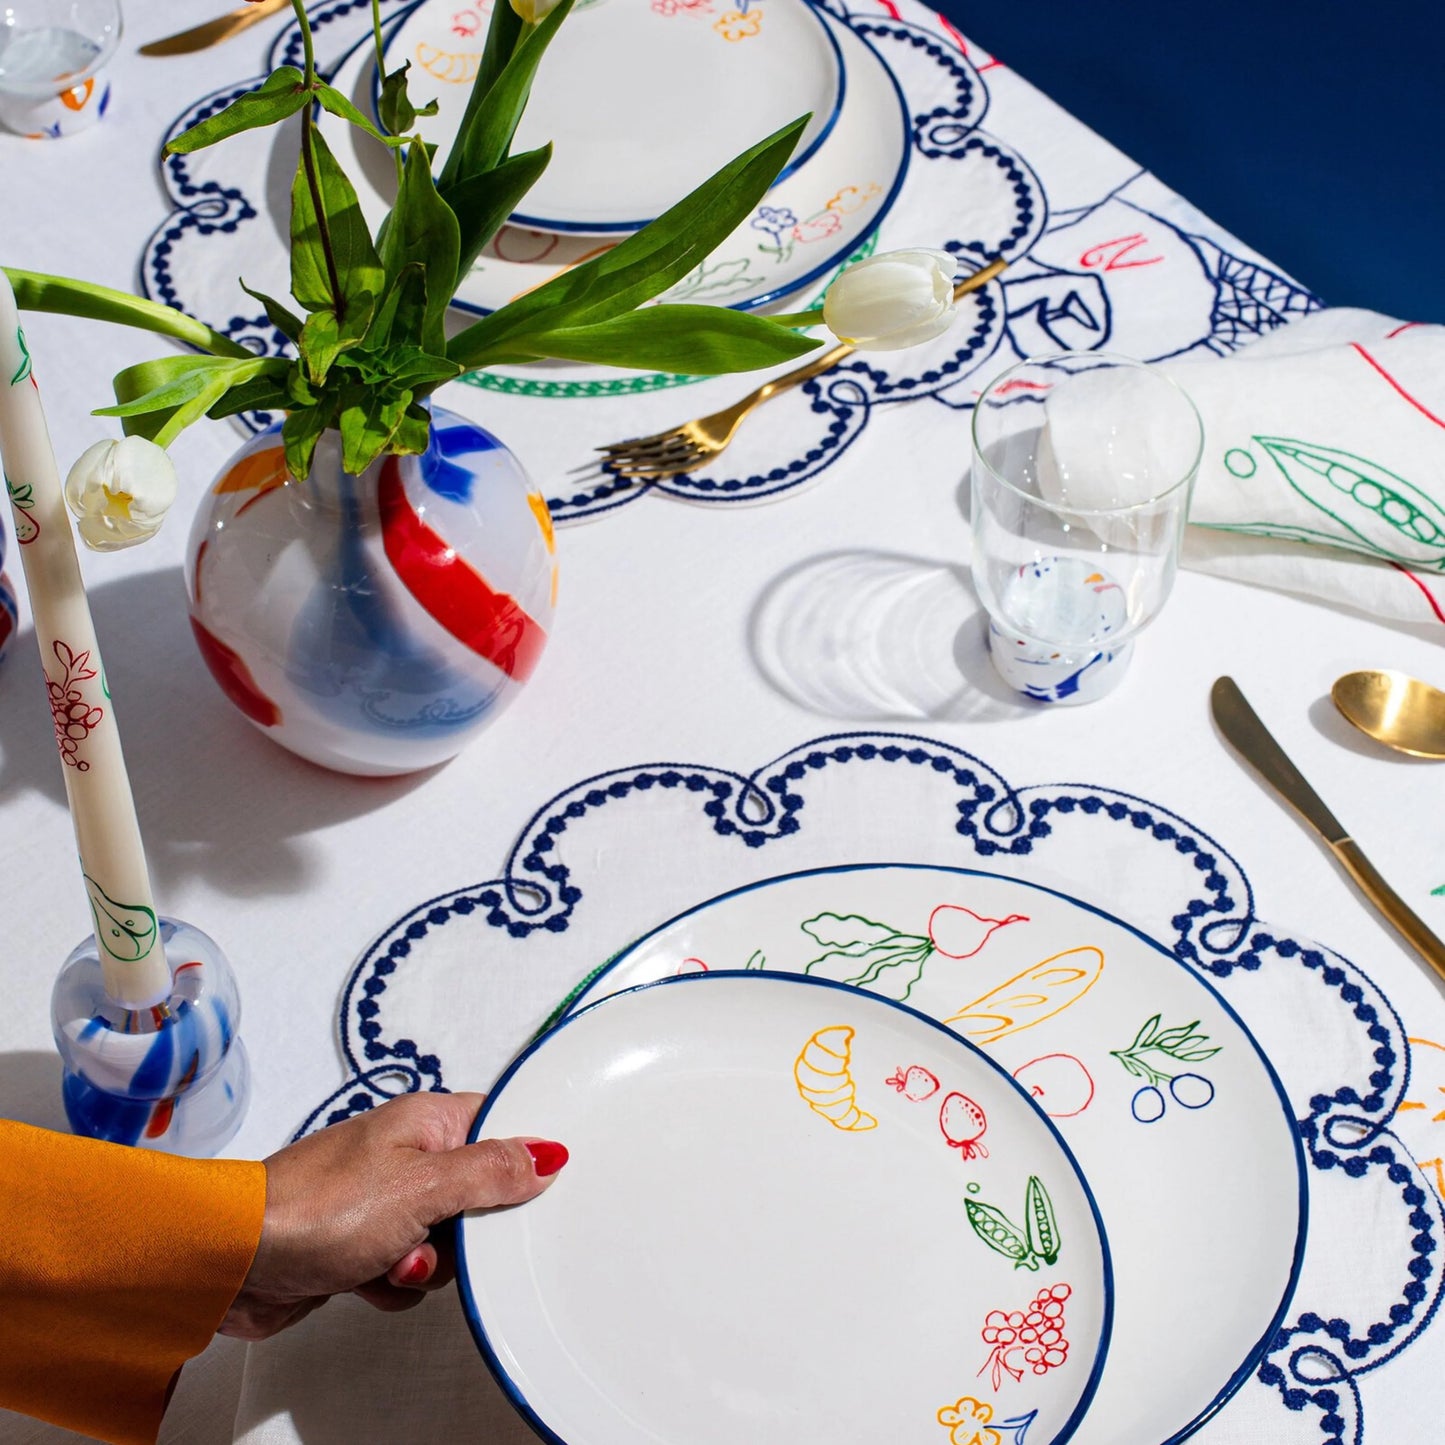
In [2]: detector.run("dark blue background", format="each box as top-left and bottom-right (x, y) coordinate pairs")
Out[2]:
(934, 1), (1444, 321)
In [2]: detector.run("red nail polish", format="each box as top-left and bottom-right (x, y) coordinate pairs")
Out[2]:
(526, 1140), (569, 1177)
(400, 1256), (431, 1287)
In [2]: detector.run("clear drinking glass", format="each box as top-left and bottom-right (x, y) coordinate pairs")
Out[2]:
(0, 0), (121, 138)
(970, 352), (1202, 704)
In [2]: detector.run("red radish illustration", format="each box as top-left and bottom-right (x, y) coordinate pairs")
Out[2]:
(674, 958), (709, 975)
(927, 904), (1028, 959)
(940, 1091), (989, 1158)
(885, 1065), (940, 1101)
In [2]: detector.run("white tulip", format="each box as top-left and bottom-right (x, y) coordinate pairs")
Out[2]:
(822, 248), (961, 351)
(64, 437), (179, 552)
(510, 0), (564, 22)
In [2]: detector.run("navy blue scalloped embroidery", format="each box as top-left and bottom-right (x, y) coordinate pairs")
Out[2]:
(298, 729), (1442, 1441)
(850, 19), (988, 152)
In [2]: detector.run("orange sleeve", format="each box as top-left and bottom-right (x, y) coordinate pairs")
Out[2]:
(0, 1121), (266, 1445)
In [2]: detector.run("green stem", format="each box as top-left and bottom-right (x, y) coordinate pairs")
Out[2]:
(292, 0), (345, 321)
(4, 269), (252, 358)
(369, 0), (404, 188)
(762, 307), (825, 329)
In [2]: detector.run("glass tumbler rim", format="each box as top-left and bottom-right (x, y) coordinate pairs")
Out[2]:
(970, 349), (1205, 518)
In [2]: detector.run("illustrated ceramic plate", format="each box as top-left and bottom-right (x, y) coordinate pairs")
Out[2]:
(560, 865), (1308, 1445)
(319, 4), (906, 315)
(460, 972), (1111, 1445)
(382, 0), (845, 234)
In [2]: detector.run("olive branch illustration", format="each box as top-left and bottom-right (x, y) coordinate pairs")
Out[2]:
(1108, 1014), (1220, 1089)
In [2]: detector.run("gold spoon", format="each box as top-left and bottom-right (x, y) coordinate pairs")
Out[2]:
(1331, 669), (1445, 759)
(139, 0), (290, 57)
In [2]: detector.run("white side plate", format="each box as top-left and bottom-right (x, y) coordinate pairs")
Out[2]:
(383, 0), (845, 234)
(460, 971), (1111, 1445)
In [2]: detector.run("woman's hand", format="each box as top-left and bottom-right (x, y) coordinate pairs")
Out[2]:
(220, 1091), (567, 1340)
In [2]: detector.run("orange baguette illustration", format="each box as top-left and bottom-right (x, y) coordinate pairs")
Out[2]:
(944, 946), (1104, 1042)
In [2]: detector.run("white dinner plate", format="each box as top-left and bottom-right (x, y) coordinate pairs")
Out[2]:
(382, 0), (845, 234)
(318, 5), (907, 316)
(559, 865), (1308, 1445)
(460, 972), (1112, 1445)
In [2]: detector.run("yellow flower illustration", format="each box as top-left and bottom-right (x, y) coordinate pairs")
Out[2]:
(937, 1395), (1002, 1445)
(714, 8), (763, 41)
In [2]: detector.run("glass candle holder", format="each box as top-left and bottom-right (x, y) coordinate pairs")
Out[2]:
(970, 352), (1202, 704)
(52, 916), (250, 1157)
(0, 0), (121, 138)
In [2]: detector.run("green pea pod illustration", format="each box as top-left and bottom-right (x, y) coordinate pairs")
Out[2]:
(965, 1199), (1037, 1270)
(1255, 436), (1445, 569)
(84, 875), (159, 963)
(1024, 1175), (1060, 1266)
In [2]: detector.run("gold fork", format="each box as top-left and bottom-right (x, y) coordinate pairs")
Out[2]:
(597, 256), (1007, 479)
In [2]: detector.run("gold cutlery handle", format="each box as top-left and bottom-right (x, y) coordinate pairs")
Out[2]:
(1329, 836), (1445, 983)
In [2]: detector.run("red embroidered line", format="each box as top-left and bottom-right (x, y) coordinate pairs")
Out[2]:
(1388, 561), (1445, 626)
(1351, 342), (1445, 432)
(378, 459), (547, 682)
(873, 0), (901, 16)
(1385, 321), (1423, 339)
(937, 13), (968, 50)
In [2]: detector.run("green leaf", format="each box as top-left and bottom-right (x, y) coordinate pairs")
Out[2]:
(442, 0), (573, 186)
(300, 294), (374, 383)
(282, 403), (334, 481)
(437, 0), (526, 191)
(6, 267), (252, 358)
(290, 126), (385, 319)
(165, 67), (310, 155)
(378, 140), (460, 355)
(315, 82), (406, 147)
(447, 115), (809, 367)
(338, 382), (410, 475)
(377, 60), (438, 137)
(240, 281), (305, 344)
(499, 303), (821, 374)
(393, 401), (431, 456)
(441, 142), (551, 285)
(207, 372), (295, 420)
(95, 354), (275, 443)
(366, 261), (430, 352)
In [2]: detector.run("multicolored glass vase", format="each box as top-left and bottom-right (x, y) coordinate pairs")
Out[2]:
(185, 409), (557, 776)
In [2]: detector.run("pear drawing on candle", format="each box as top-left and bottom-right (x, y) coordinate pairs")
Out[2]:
(84, 874), (158, 963)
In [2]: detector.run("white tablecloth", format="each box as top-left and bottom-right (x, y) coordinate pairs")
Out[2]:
(2, 3), (1443, 1443)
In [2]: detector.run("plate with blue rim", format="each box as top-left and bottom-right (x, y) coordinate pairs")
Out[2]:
(379, 0), (846, 235)
(551, 863), (1308, 1445)
(318, 0), (908, 316)
(458, 970), (1112, 1445)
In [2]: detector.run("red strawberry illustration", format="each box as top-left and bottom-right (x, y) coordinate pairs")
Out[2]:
(885, 1064), (940, 1101)
(939, 1090), (989, 1159)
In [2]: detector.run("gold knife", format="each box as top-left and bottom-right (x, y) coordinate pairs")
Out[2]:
(139, 0), (292, 57)
(1210, 676), (1445, 984)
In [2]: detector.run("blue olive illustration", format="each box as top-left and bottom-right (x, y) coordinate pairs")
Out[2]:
(1131, 1085), (1166, 1123)
(1169, 1072), (1215, 1109)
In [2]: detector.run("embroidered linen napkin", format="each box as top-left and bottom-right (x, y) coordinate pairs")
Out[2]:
(1168, 310), (1445, 627)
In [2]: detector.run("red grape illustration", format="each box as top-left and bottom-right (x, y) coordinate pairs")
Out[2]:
(979, 1283), (1072, 1390)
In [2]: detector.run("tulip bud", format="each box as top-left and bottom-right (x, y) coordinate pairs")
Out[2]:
(64, 437), (179, 552)
(510, 0), (564, 22)
(822, 248), (960, 352)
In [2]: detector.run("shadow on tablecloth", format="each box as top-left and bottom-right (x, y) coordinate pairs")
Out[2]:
(0, 569), (430, 902)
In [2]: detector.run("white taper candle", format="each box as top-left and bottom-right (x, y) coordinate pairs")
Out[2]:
(0, 271), (172, 1009)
